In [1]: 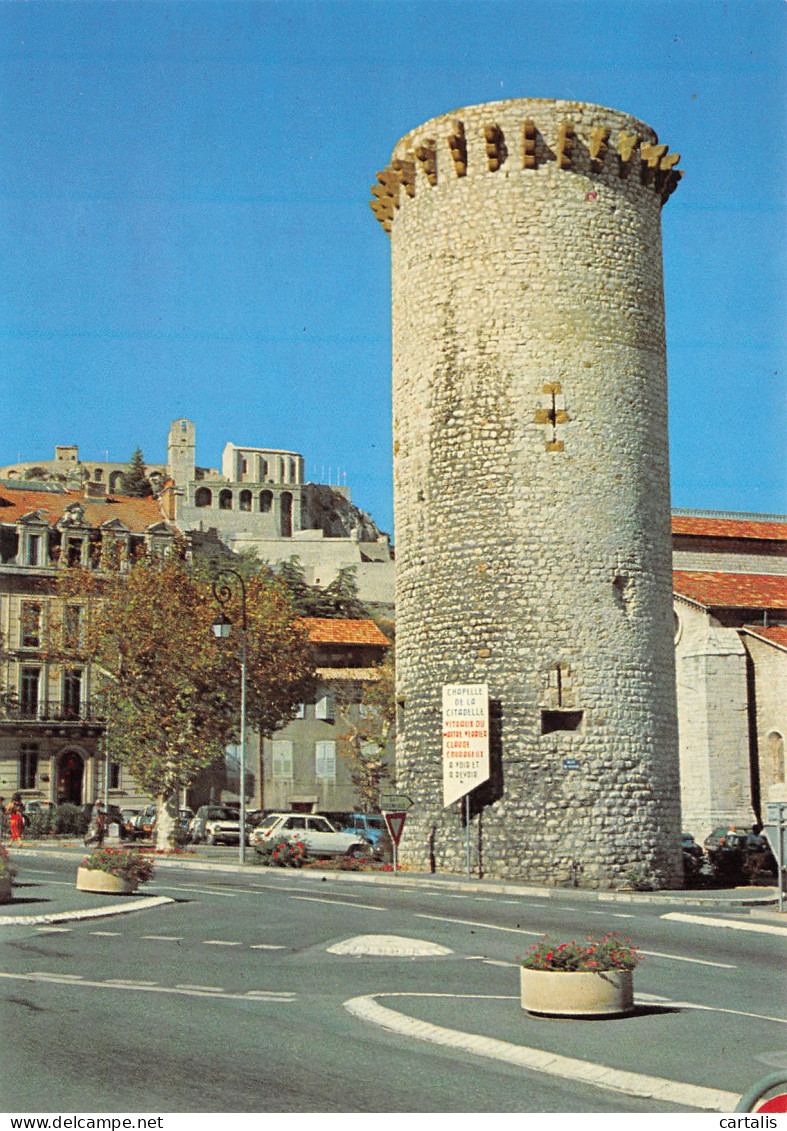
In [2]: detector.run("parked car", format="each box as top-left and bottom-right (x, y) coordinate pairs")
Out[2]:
(250, 812), (369, 858)
(189, 805), (243, 845)
(681, 832), (704, 879)
(330, 812), (387, 847)
(703, 825), (776, 881)
(126, 804), (157, 840)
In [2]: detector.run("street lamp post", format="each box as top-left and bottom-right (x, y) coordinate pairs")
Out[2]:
(212, 569), (248, 865)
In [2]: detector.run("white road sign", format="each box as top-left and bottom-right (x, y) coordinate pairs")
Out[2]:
(442, 683), (490, 807)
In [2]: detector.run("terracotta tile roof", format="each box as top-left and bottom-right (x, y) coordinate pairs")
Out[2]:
(673, 571), (787, 610)
(315, 667), (384, 681)
(298, 617), (391, 647)
(741, 624), (787, 651)
(672, 516), (787, 542)
(0, 486), (167, 533)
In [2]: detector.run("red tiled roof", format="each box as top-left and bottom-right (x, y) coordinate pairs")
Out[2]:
(672, 516), (787, 542)
(673, 571), (787, 610)
(297, 617), (391, 647)
(0, 487), (167, 533)
(741, 624), (787, 650)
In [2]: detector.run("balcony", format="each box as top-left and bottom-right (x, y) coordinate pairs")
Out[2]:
(0, 698), (104, 724)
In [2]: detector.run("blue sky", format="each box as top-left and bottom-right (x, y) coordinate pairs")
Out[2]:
(1, 0), (784, 535)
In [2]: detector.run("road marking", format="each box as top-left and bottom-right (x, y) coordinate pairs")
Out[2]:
(35, 927), (71, 933)
(141, 935), (182, 942)
(149, 884), (238, 898)
(639, 948), (737, 969)
(662, 912), (787, 937)
(344, 992), (739, 1111)
(414, 913), (542, 937)
(203, 940), (242, 946)
(250, 943), (286, 950)
(105, 979), (159, 986)
(90, 931), (121, 937)
(637, 992), (787, 1025)
(291, 895), (386, 911)
(0, 970), (297, 1004)
(177, 983), (224, 992)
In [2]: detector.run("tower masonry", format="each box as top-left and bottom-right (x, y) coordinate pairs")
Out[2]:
(371, 98), (684, 887)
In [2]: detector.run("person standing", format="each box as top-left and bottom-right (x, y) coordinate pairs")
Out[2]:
(8, 799), (25, 848)
(84, 800), (106, 847)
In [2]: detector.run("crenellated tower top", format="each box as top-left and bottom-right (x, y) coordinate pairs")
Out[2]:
(370, 98), (682, 233)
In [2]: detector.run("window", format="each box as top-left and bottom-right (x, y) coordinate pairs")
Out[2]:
(26, 534), (42, 566)
(20, 668), (40, 716)
(271, 740), (294, 780)
(294, 702), (305, 718)
(315, 691), (334, 721)
(20, 744), (38, 790)
(63, 670), (83, 719)
(64, 605), (83, 648)
(315, 740), (336, 780)
(281, 492), (293, 536)
(66, 539), (83, 567)
(20, 602), (42, 648)
(109, 761), (121, 790)
(239, 490), (252, 512)
(260, 490), (272, 513)
(541, 709), (583, 735)
(195, 487), (212, 508)
(219, 489), (233, 510)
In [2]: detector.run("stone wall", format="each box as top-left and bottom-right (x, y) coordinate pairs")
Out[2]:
(379, 99), (683, 887)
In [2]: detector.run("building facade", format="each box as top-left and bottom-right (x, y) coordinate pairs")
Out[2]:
(374, 98), (685, 887)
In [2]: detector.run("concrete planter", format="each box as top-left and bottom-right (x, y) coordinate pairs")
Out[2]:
(0, 874), (13, 903)
(520, 967), (634, 1017)
(76, 866), (137, 895)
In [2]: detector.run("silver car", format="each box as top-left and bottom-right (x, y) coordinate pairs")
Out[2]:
(190, 805), (242, 846)
(250, 813), (369, 858)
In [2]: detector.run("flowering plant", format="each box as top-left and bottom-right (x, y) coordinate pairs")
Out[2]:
(254, 839), (309, 868)
(520, 933), (642, 972)
(80, 846), (155, 885)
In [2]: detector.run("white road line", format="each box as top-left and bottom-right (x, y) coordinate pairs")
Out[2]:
(28, 971), (83, 980)
(415, 913), (542, 937)
(638, 992), (786, 1026)
(639, 949), (737, 969)
(344, 992), (739, 1111)
(662, 911), (787, 937)
(250, 943), (286, 950)
(105, 979), (159, 986)
(0, 970), (297, 1004)
(177, 983), (224, 992)
(203, 940), (242, 946)
(291, 895), (386, 911)
(35, 927), (71, 933)
(149, 884), (238, 898)
(90, 931), (121, 937)
(141, 935), (182, 942)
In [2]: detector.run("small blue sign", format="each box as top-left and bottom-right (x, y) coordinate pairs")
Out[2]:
(563, 758), (580, 771)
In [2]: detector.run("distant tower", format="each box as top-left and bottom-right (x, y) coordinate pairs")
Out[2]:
(371, 99), (684, 887)
(167, 419), (196, 487)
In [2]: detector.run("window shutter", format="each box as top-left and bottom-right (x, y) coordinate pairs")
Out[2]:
(272, 740), (294, 779)
(315, 741), (336, 780)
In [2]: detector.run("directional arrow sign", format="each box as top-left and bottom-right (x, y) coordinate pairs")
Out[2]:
(380, 793), (413, 812)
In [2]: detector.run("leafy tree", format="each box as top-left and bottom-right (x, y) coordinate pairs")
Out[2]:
(335, 649), (395, 811)
(54, 554), (314, 848)
(274, 557), (369, 619)
(121, 447), (153, 497)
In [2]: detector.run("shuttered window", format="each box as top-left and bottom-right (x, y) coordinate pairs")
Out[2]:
(272, 741), (294, 780)
(315, 741), (336, 780)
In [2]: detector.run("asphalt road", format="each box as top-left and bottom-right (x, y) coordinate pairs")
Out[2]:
(1, 853), (786, 1113)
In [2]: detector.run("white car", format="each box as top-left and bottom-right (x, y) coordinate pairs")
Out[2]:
(250, 813), (369, 858)
(190, 805), (242, 845)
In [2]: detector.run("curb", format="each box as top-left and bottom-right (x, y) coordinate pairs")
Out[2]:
(344, 992), (740, 1112)
(0, 894), (175, 927)
(11, 844), (779, 910)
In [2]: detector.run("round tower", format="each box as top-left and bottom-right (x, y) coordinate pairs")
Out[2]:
(371, 99), (684, 888)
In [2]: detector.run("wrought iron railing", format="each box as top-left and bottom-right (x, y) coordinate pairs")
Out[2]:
(0, 698), (104, 722)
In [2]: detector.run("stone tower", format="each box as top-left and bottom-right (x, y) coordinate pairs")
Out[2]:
(167, 418), (196, 487)
(371, 99), (684, 888)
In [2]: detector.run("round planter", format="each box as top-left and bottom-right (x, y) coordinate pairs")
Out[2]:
(76, 866), (137, 895)
(0, 874), (13, 903)
(520, 967), (634, 1017)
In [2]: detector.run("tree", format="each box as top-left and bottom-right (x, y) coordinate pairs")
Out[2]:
(335, 649), (396, 811)
(121, 447), (153, 497)
(54, 554), (314, 848)
(274, 557), (369, 619)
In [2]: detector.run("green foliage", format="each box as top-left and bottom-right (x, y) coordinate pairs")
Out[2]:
(54, 803), (89, 836)
(253, 839), (309, 868)
(121, 447), (153, 497)
(55, 554), (315, 846)
(273, 558), (369, 619)
(336, 650), (395, 811)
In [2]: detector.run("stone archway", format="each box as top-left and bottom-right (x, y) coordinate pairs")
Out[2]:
(57, 750), (84, 805)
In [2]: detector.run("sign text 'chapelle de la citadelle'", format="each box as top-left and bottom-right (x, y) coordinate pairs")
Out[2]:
(442, 683), (490, 807)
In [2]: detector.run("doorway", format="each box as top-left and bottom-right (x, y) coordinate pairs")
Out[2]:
(57, 751), (84, 805)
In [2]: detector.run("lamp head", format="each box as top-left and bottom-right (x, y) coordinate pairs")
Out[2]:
(212, 612), (232, 639)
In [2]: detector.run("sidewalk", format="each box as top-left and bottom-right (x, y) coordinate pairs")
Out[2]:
(2, 838), (782, 920)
